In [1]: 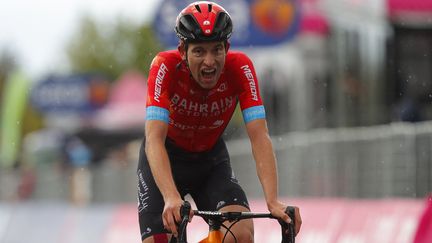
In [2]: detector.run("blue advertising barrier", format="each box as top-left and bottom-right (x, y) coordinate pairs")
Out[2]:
(153, 0), (301, 48)
(30, 74), (109, 115)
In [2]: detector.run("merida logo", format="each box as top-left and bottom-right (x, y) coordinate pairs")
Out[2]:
(154, 63), (168, 102)
(240, 65), (258, 101)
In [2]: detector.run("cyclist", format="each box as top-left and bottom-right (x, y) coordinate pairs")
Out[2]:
(137, 1), (302, 242)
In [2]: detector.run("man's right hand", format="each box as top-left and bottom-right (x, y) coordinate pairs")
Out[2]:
(162, 196), (184, 237)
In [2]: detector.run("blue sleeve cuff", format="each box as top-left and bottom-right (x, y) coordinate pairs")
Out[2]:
(146, 106), (169, 123)
(242, 105), (266, 123)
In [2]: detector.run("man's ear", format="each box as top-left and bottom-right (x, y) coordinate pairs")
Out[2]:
(178, 42), (186, 60)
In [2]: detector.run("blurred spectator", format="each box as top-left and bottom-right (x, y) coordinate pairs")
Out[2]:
(64, 136), (93, 206)
(261, 66), (291, 135)
(394, 96), (423, 123)
(16, 165), (37, 200)
(65, 137), (92, 167)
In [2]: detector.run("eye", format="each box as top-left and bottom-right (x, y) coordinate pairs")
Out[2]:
(214, 46), (224, 55)
(192, 48), (203, 57)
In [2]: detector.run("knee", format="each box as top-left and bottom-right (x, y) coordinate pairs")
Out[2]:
(235, 227), (254, 243)
(225, 219), (254, 243)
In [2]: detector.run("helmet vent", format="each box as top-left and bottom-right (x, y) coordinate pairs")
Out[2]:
(175, 1), (233, 42)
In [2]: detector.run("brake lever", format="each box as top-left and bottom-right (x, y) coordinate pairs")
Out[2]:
(279, 206), (295, 243)
(176, 201), (191, 243)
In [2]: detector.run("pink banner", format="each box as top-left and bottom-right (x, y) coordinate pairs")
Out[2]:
(387, 0), (432, 15)
(60, 198), (426, 243)
(413, 195), (432, 243)
(184, 198), (425, 243)
(299, 0), (329, 35)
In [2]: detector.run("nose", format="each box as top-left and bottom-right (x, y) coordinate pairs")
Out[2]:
(203, 53), (216, 66)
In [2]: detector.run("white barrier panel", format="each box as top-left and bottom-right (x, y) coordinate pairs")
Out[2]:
(0, 198), (426, 243)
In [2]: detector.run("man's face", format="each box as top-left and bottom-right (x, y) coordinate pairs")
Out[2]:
(182, 41), (227, 89)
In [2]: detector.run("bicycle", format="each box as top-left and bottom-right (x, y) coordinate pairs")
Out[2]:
(174, 201), (296, 243)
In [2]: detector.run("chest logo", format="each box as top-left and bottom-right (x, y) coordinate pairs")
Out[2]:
(171, 93), (235, 117)
(217, 83), (227, 92)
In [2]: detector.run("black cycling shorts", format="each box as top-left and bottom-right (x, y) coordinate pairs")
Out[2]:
(137, 138), (250, 241)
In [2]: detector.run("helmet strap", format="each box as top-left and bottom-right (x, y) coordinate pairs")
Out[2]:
(177, 41), (191, 70)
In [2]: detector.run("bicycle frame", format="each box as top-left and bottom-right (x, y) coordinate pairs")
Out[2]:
(175, 201), (295, 243)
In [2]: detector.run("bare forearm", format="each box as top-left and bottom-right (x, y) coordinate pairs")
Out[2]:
(251, 134), (279, 204)
(145, 120), (181, 201)
(145, 140), (180, 201)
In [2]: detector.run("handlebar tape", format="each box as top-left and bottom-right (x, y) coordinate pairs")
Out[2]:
(279, 206), (296, 243)
(176, 201), (191, 243)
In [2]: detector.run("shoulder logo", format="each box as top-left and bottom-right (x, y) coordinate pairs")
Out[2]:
(154, 63), (168, 102)
(241, 65), (258, 101)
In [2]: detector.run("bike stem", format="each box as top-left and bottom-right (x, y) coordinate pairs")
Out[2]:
(206, 219), (224, 242)
(208, 219), (222, 231)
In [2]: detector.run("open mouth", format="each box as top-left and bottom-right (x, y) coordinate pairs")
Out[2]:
(201, 68), (216, 79)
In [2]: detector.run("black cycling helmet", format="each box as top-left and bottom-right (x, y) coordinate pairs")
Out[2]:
(175, 1), (233, 43)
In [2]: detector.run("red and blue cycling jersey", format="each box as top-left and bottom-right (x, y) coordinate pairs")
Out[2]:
(146, 50), (265, 152)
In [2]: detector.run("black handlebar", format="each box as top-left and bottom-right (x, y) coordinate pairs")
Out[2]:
(177, 201), (191, 243)
(175, 201), (296, 243)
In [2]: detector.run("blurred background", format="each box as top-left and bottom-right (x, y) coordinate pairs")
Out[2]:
(1, 0), (432, 242)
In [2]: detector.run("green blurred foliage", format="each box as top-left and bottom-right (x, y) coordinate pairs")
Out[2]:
(66, 15), (163, 80)
(0, 49), (17, 141)
(0, 48), (44, 169)
(0, 49), (17, 102)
